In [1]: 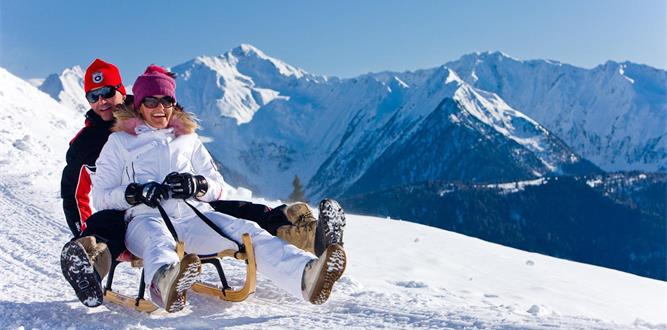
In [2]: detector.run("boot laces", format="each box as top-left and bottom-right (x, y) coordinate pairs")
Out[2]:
(294, 210), (315, 227)
(86, 245), (104, 263)
(287, 220), (316, 235)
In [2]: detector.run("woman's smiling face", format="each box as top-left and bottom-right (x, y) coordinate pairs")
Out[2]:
(139, 95), (175, 129)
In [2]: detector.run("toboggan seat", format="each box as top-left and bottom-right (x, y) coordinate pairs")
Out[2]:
(103, 234), (257, 313)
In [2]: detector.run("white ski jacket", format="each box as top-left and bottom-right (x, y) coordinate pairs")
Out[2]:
(92, 111), (228, 220)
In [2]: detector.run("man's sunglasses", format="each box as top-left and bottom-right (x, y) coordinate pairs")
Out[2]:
(85, 85), (120, 103)
(142, 96), (176, 109)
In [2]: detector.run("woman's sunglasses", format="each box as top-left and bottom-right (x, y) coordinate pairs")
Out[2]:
(142, 96), (176, 109)
(85, 85), (120, 103)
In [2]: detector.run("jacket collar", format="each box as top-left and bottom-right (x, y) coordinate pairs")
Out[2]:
(85, 109), (114, 128)
(84, 96), (134, 128)
(134, 123), (175, 136)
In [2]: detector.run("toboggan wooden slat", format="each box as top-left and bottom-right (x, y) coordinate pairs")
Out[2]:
(103, 234), (257, 312)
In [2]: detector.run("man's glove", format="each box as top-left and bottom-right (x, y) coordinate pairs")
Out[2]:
(164, 172), (208, 199)
(125, 182), (169, 208)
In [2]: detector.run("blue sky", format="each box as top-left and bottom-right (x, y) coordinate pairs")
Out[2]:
(1, 0), (665, 82)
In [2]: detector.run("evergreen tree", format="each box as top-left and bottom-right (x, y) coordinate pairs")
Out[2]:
(287, 175), (307, 203)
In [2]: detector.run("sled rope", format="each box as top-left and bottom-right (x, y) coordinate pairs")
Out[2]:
(156, 203), (179, 242)
(183, 200), (244, 253)
(182, 200), (246, 294)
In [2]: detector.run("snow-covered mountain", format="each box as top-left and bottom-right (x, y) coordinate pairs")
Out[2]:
(310, 68), (600, 199)
(0, 71), (665, 328)
(32, 46), (665, 201)
(165, 45), (598, 200)
(446, 51), (667, 172)
(172, 44), (324, 125)
(37, 65), (88, 114)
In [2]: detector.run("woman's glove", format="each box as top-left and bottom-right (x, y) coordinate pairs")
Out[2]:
(164, 172), (208, 199)
(125, 182), (169, 208)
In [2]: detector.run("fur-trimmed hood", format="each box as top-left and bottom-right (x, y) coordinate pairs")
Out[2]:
(112, 103), (198, 136)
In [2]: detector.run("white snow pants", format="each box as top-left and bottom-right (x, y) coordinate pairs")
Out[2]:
(125, 211), (316, 299)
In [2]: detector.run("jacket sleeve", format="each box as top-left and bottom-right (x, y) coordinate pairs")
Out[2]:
(191, 136), (229, 202)
(92, 134), (133, 211)
(61, 159), (85, 236)
(61, 131), (93, 236)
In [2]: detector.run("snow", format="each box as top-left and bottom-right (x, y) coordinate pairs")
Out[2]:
(586, 178), (604, 188)
(27, 78), (45, 87)
(479, 177), (548, 194)
(37, 66), (88, 114)
(234, 44), (308, 79)
(1, 66), (666, 329)
(0, 68), (81, 177)
(168, 45), (321, 125)
(449, 79), (566, 172)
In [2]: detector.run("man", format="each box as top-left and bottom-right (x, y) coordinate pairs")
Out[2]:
(60, 59), (345, 307)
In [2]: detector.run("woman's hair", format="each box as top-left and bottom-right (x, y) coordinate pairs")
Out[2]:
(112, 102), (199, 135)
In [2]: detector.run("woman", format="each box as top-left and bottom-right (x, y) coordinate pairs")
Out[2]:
(92, 65), (346, 312)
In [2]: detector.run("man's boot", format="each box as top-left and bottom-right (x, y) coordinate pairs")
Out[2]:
(277, 202), (317, 253)
(60, 236), (112, 307)
(277, 221), (317, 254)
(314, 199), (346, 257)
(284, 202), (315, 226)
(301, 244), (347, 304)
(149, 253), (201, 313)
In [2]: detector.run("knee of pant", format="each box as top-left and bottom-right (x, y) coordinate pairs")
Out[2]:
(154, 237), (177, 248)
(140, 235), (176, 251)
(238, 218), (264, 234)
(145, 240), (178, 255)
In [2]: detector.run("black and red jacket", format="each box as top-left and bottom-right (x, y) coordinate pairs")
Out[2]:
(61, 109), (115, 236)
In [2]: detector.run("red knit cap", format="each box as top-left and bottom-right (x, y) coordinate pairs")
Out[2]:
(84, 58), (126, 95)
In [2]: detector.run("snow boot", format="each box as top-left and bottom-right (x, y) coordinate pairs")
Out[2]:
(60, 236), (112, 307)
(284, 202), (315, 226)
(277, 202), (318, 253)
(301, 244), (347, 304)
(277, 221), (317, 254)
(149, 253), (201, 313)
(314, 199), (346, 257)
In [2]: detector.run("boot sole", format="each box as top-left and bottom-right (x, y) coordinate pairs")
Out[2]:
(315, 199), (346, 256)
(165, 254), (201, 313)
(309, 244), (347, 305)
(60, 241), (103, 307)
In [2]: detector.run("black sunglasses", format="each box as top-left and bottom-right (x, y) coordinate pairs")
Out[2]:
(85, 85), (120, 103)
(142, 96), (176, 109)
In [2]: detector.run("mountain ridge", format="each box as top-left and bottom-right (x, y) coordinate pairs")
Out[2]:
(23, 45), (666, 200)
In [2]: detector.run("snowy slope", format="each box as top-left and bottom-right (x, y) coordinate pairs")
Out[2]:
(1, 67), (666, 329)
(0, 67), (82, 177)
(446, 52), (667, 172)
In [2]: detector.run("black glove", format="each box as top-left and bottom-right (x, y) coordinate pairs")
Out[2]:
(125, 182), (169, 208)
(164, 172), (208, 199)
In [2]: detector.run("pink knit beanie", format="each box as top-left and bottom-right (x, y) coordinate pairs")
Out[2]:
(132, 65), (176, 109)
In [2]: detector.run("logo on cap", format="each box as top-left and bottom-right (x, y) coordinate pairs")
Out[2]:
(92, 72), (104, 84)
